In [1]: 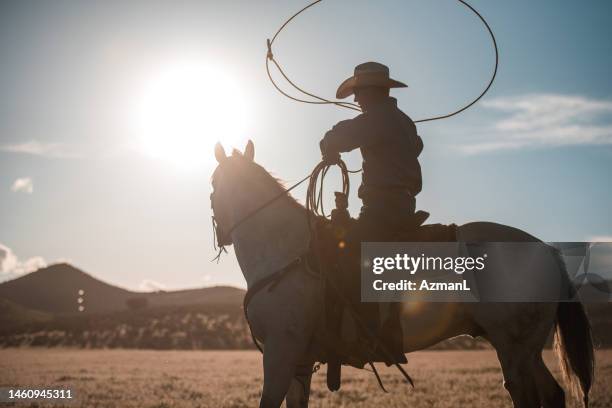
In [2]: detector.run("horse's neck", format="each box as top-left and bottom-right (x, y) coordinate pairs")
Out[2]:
(231, 191), (310, 288)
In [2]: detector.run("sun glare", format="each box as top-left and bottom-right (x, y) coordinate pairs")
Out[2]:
(131, 61), (248, 170)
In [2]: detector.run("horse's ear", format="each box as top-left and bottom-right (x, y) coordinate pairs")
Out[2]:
(244, 140), (254, 161)
(214, 142), (227, 163)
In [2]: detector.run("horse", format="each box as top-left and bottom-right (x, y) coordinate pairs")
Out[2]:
(210, 140), (594, 408)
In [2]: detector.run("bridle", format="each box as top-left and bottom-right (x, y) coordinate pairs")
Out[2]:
(210, 171), (312, 260)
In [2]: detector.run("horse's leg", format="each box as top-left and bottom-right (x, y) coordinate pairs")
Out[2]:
(484, 304), (555, 408)
(492, 342), (540, 408)
(256, 273), (321, 408)
(285, 363), (313, 408)
(260, 336), (303, 408)
(484, 302), (557, 408)
(533, 353), (565, 408)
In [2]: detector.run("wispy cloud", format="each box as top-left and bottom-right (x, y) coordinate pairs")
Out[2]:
(10, 177), (33, 194)
(0, 243), (46, 282)
(0, 140), (82, 158)
(139, 279), (167, 291)
(461, 94), (612, 154)
(588, 236), (612, 242)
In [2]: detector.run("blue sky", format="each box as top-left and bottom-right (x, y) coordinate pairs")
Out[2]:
(1, 0), (611, 290)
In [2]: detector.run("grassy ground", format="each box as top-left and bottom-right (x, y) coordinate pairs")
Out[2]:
(0, 349), (610, 407)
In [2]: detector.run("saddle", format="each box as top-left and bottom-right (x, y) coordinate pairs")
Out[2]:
(310, 207), (457, 391)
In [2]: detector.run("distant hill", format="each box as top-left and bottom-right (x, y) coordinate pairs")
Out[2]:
(0, 263), (251, 349)
(0, 263), (244, 315)
(0, 298), (52, 328)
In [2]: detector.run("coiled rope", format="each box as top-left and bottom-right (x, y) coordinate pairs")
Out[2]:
(266, 0), (499, 123)
(306, 159), (350, 218)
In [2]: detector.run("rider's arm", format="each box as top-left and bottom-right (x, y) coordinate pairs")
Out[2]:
(319, 115), (373, 156)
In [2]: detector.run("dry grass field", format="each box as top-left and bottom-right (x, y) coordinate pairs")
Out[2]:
(0, 349), (610, 407)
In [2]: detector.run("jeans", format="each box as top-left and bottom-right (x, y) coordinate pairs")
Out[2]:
(340, 197), (416, 336)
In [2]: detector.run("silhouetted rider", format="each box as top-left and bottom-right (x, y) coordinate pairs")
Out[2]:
(320, 62), (423, 224)
(319, 62), (423, 363)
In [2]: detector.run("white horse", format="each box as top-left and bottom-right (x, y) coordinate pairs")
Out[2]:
(210, 141), (594, 408)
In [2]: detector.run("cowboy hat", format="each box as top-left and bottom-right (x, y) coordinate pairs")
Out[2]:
(336, 61), (407, 99)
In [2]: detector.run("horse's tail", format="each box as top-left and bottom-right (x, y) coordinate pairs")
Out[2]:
(553, 252), (595, 407)
(555, 301), (594, 407)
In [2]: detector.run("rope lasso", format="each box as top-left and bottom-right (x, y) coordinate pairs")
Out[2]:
(306, 159), (350, 218)
(265, 0), (361, 112)
(266, 0), (499, 123)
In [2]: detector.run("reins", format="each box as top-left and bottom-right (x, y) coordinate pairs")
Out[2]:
(266, 0), (499, 123)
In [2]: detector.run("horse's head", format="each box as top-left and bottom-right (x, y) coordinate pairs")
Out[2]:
(210, 140), (256, 247)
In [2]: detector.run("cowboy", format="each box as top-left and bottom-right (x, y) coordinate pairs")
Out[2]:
(319, 62), (423, 363)
(320, 61), (422, 213)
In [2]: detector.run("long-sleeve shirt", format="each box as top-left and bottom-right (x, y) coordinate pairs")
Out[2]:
(319, 97), (423, 206)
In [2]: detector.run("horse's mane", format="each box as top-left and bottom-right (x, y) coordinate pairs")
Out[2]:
(212, 151), (303, 209)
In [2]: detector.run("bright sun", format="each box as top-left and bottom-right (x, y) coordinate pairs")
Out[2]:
(131, 61), (248, 170)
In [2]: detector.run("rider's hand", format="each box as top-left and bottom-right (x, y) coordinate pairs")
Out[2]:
(320, 137), (340, 165)
(322, 152), (340, 166)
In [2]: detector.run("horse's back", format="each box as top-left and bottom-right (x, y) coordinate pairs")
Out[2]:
(458, 221), (541, 242)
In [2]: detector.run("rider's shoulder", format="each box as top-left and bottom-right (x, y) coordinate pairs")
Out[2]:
(333, 113), (367, 128)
